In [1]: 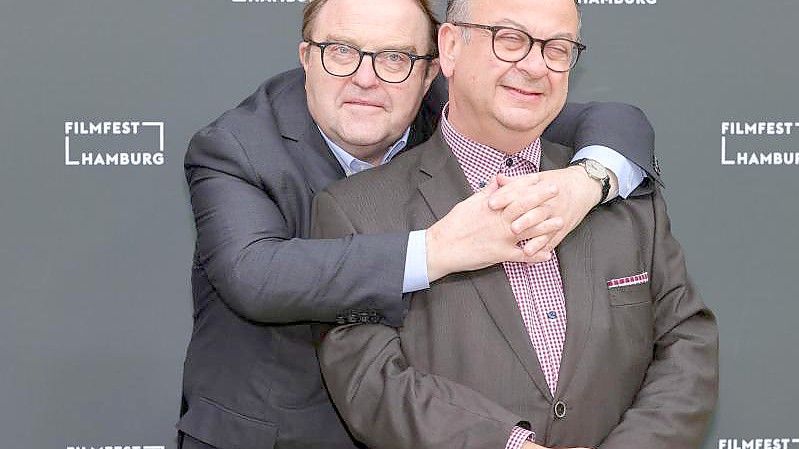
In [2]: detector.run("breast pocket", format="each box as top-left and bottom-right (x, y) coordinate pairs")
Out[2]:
(608, 282), (652, 306)
(605, 280), (655, 374)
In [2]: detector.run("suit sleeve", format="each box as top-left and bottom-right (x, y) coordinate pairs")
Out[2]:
(313, 191), (530, 449)
(599, 188), (719, 449)
(421, 76), (657, 181)
(543, 102), (659, 182)
(185, 125), (409, 326)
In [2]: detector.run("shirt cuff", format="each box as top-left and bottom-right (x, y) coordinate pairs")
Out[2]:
(572, 145), (647, 199)
(505, 426), (535, 449)
(402, 230), (430, 293)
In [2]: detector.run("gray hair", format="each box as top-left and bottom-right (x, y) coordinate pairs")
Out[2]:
(446, 0), (471, 22)
(446, 0), (472, 40)
(445, 0), (582, 41)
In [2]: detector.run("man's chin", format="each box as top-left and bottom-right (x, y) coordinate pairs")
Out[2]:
(337, 131), (391, 150)
(496, 109), (550, 134)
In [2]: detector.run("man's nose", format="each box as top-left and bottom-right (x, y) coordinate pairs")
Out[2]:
(351, 55), (380, 88)
(515, 43), (549, 78)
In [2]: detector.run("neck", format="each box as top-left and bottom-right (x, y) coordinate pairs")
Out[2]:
(343, 144), (388, 166)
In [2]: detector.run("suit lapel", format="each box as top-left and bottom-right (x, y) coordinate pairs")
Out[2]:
(293, 118), (346, 194)
(416, 130), (554, 401)
(540, 141), (595, 399)
(468, 267), (555, 401)
(275, 70), (346, 194)
(416, 131), (472, 221)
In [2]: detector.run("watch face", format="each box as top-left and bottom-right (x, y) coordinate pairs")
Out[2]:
(584, 159), (608, 179)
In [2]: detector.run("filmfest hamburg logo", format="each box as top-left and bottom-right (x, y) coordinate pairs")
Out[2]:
(718, 438), (799, 449)
(721, 121), (799, 166)
(64, 121), (165, 167)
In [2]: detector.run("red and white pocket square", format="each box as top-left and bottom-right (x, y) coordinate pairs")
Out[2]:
(607, 272), (649, 289)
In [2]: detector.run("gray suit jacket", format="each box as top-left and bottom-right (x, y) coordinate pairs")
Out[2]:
(312, 129), (718, 449)
(178, 67), (660, 449)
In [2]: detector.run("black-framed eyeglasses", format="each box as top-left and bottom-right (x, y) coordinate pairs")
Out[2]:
(451, 22), (586, 73)
(305, 40), (437, 84)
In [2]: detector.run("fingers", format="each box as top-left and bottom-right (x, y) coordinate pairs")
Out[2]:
(510, 207), (564, 235)
(508, 220), (562, 265)
(460, 177), (498, 211)
(543, 227), (569, 252)
(516, 218), (562, 248)
(487, 173), (544, 210)
(503, 242), (553, 265)
(497, 184), (559, 224)
(519, 232), (552, 256)
(496, 172), (540, 187)
(480, 175), (500, 195)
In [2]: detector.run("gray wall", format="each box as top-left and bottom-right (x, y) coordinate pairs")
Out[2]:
(1, 0), (796, 448)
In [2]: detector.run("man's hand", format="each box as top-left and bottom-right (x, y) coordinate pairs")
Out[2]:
(488, 166), (619, 260)
(426, 177), (564, 282)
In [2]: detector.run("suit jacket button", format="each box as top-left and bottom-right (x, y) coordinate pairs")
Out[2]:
(553, 400), (567, 419)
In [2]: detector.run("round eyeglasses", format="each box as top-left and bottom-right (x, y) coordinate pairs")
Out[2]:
(451, 22), (586, 73)
(305, 40), (437, 84)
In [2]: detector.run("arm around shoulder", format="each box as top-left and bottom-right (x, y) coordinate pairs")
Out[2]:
(186, 125), (408, 325)
(545, 102), (658, 181)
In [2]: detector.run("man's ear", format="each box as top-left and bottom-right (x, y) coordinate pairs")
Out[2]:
(298, 41), (310, 71)
(437, 23), (461, 78)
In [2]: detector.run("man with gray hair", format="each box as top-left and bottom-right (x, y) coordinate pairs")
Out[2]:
(314, 0), (718, 448)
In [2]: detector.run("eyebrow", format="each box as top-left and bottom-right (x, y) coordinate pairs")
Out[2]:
(323, 34), (419, 53)
(494, 18), (577, 40)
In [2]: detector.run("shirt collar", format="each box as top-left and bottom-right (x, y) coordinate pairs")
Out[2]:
(318, 126), (411, 176)
(440, 103), (542, 191)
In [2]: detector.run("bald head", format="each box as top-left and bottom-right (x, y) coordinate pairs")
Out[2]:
(446, 0), (581, 37)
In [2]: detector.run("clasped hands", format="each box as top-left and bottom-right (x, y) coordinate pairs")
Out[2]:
(426, 166), (601, 282)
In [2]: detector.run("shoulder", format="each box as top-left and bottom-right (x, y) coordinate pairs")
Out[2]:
(323, 142), (430, 204)
(314, 144), (433, 232)
(201, 68), (305, 139)
(186, 69), (309, 164)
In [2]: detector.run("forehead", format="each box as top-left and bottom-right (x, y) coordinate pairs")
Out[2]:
(470, 0), (579, 39)
(313, 0), (432, 51)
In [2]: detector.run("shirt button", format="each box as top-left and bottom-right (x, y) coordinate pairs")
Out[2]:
(546, 311), (558, 320)
(478, 181), (487, 189)
(553, 400), (567, 419)
(505, 158), (515, 167)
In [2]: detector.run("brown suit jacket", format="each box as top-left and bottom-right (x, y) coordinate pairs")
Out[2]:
(311, 129), (718, 449)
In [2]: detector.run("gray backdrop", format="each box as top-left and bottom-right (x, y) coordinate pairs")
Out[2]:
(1, 0), (797, 448)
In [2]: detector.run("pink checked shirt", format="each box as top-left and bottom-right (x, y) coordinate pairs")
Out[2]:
(441, 107), (568, 448)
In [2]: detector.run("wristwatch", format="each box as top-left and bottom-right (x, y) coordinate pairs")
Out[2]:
(569, 158), (611, 205)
